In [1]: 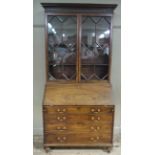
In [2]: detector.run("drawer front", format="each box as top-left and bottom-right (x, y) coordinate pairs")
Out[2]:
(43, 105), (114, 146)
(44, 113), (113, 124)
(44, 123), (112, 134)
(43, 105), (114, 114)
(44, 133), (112, 144)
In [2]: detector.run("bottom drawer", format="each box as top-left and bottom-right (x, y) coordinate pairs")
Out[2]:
(44, 133), (112, 145)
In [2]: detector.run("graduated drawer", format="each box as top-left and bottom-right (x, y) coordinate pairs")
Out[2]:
(44, 113), (113, 124)
(44, 122), (112, 134)
(44, 133), (112, 144)
(43, 105), (114, 114)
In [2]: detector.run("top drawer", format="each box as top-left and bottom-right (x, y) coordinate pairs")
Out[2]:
(43, 105), (114, 114)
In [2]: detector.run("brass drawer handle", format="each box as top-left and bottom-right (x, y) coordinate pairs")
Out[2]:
(90, 126), (100, 131)
(57, 116), (60, 120)
(63, 116), (66, 120)
(91, 116), (101, 121)
(90, 126), (95, 130)
(90, 136), (100, 141)
(57, 136), (67, 142)
(57, 108), (66, 113)
(57, 136), (66, 140)
(96, 136), (100, 140)
(91, 108), (95, 112)
(56, 126), (67, 131)
(97, 116), (101, 120)
(91, 108), (101, 113)
(57, 116), (66, 121)
(97, 109), (101, 112)
(91, 116), (95, 120)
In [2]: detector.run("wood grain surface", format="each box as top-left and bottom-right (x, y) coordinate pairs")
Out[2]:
(43, 82), (113, 105)
(44, 123), (112, 134)
(43, 105), (114, 146)
(43, 105), (114, 113)
(44, 133), (112, 145)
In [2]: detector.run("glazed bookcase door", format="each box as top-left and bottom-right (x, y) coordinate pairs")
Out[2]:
(47, 15), (77, 81)
(80, 16), (111, 81)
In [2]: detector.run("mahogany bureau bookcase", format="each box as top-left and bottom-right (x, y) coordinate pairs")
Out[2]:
(41, 3), (117, 152)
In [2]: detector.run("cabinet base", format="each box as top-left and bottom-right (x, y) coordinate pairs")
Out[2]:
(44, 146), (113, 153)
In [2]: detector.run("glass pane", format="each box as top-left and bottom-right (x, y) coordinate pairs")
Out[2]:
(47, 16), (77, 80)
(81, 16), (111, 80)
